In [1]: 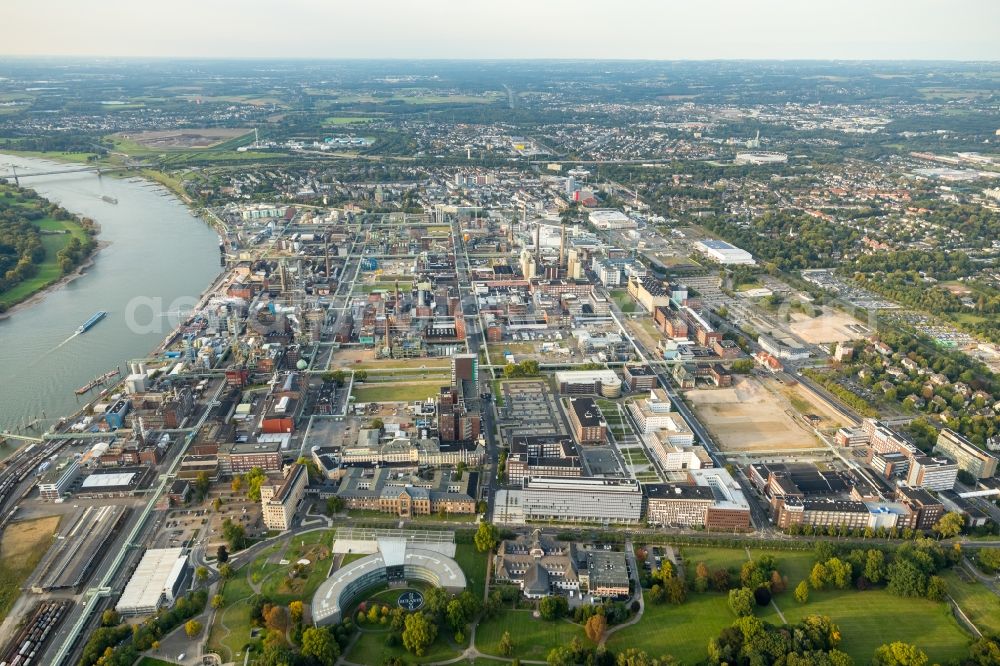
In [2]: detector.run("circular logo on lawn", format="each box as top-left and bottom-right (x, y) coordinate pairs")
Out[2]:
(398, 590), (424, 611)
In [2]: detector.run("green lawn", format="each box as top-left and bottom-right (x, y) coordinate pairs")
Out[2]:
(323, 116), (375, 125)
(476, 609), (584, 660)
(778, 588), (972, 664)
(351, 381), (442, 403)
(345, 626), (463, 664)
(663, 545), (971, 663)
(605, 592), (734, 663)
(610, 289), (637, 313)
(207, 572), (256, 662)
(942, 569), (1000, 635)
(136, 659), (176, 666)
(454, 542), (489, 600)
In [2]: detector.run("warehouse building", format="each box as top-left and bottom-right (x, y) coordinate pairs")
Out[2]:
(693, 239), (755, 265)
(115, 547), (188, 616)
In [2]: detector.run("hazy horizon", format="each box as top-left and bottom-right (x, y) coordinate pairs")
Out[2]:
(3, 0), (999, 61)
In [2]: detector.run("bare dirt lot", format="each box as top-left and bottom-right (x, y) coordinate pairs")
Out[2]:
(685, 375), (848, 452)
(788, 309), (871, 345)
(122, 128), (250, 149)
(1, 515), (60, 561)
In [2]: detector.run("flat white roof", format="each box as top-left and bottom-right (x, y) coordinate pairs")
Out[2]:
(81, 471), (137, 488)
(116, 548), (186, 613)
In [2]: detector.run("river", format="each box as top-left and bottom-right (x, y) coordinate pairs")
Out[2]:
(0, 154), (221, 437)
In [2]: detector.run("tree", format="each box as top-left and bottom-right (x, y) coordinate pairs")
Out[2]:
(474, 521), (500, 553)
(194, 471), (210, 499)
(978, 548), (1000, 574)
(864, 549), (886, 584)
(539, 595), (569, 621)
(809, 562), (828, 590)
(289, 600), (304, 623)
(244, 467), (268, 502)
(649, 584), (665, 604)
(886, 559), (928, 598)
(265, 605), (288, 632)
(195, 566), (209, 583)
(728, 587), (754, 617)
(221, 518), (248, 551)
(213, 497), (222, 512)
(402, 611), (437, 656)
(933, 512), (965, 539)
(217, 545), (229, 563)
(825, 558), (852, 589)
(695, 562), (710, 593)
(585, 613), (607, 643)
(925, 575), (947, 602)
(184, 620), (202, 638)
(538, 594), (567, 620)
(794, 580), (809, 604)
(652, 559), (674, 584)
(231, 475), (243, 493)
(211, 594), (224, 609)
(219, 563), (233, 579)
(662, 577), (687, 605)
(872, 641), (928, 666)
(301, 626), (340, 665)
(967, 635), (1000, 666)
(499, 630), (514, 657)
(326, 496), (344, 515)
(753, 586), (772, 607)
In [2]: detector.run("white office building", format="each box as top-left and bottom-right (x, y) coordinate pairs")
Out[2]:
(521, 477), (643, 524)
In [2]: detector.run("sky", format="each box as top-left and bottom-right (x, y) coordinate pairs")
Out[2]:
(3, 0), (999, 60)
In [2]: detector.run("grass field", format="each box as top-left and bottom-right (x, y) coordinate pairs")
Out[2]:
(453, 542), (488, 600)
(943, 569), (1000, 635)
(610, 289), (637, 313)
(477, 609), (583, 659)
(206, 572), (256, 662)
(351, 381), (442, 403)
(323, 116), (375, 125)
(777, 588), (972, 663)
(0, 515), (60, 621)
(605, 592), (733, 663)
(668, 545), (972, 664)
(345, 626), (463, 664)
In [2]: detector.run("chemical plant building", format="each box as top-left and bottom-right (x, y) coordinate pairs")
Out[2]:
(115, 547), (189, 616)
(260, 462), (308, 531)
(568, 397), (607, 444)
(693, 239), (755, 265)
(934, 429), (998, 479)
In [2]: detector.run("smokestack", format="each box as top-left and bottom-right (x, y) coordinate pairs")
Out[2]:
(560, 222), (566, 269)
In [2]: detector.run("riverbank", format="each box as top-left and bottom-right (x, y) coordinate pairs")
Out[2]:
(0, 239), (109, 320)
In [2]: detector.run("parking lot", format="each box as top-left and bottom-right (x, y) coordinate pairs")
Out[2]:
(499, 379), (567, 441)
